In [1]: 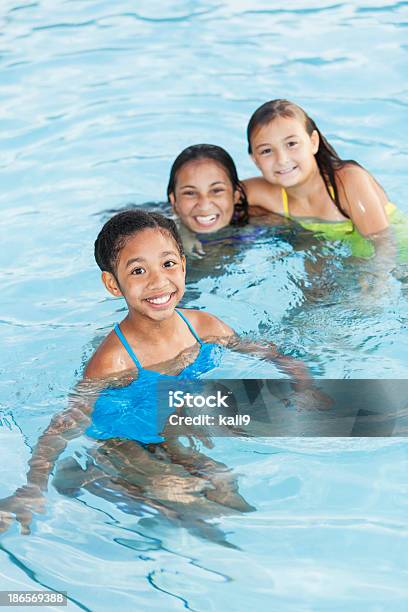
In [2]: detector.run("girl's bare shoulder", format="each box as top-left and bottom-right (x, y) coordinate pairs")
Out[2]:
(336, 163), (386, 195)
(336, 162), (388, 196)
(178, 308), (235, 342)
(242, 177), (284, 215)
(83, 329), (133, 380)
(335, 163), (389, 234)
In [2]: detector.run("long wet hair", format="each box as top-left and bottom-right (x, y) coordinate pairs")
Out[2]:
(247, 99), (358, 217)
(95, 209), (184, 276)
(167, 144), (249, 226)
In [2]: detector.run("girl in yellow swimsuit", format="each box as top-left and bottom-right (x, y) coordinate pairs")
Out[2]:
(243, 99), (407, 260)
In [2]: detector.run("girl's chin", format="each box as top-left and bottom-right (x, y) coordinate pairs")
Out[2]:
(194, 225), (224, 234)
(142, 306), (177, 320)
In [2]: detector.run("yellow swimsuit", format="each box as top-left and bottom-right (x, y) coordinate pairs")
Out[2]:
(281, 186), (406, 259)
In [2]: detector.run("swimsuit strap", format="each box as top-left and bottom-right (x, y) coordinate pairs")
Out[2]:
(114, 323), (142, 369)
(176, 309), (203, 345)
(114, 310), (203, 370)
(282, 184), (336, 217)
(281, 188), (290, 218)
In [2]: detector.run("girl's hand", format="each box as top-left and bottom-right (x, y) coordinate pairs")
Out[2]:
(190, 239), (206, 258)
(286, 387), (333, 411)
(0, 485), (46, 535)
(177, 223), (205, 258)
(358, 269), (399, 306)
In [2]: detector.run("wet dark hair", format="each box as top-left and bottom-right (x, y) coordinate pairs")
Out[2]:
(167, 144), (249, 225)
(95, 209), (184, 275)
(247, 99), (359, 217)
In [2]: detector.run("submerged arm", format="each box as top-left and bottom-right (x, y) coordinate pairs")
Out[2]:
(363, 228), (397, 289)
(339, 166), (396, 267)
(0, 380), (100, 534)
(25, 387), (94, 490)
(177, 221), (205, 258)
(218, 335), (331, 410)
(224, 336), (310, 389)
(342, 169), (398, 294)
(198, 311), (314, 389)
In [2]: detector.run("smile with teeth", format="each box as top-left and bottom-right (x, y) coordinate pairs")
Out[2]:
(276, 165), (298, 175)
(145, 292), (175, 306)
(194, 214), (219, 226)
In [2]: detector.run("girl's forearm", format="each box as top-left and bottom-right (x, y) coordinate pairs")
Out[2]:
(227, 336), (312, 388)
(26, 435), (68, 490)
(26, 403), (91, 490)
(371, 228), (397, 273)
(270, 353), (311, 390)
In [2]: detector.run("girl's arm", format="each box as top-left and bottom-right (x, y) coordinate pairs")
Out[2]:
(0, 382), (99, 534)
(177, 221), (205, 258)
(193, 311), (331, 409)
(25, 388), (94, 490)
(337, 165), (390, 236)
(225, 336), (309, 386)
(242, 177), (284, 216)
(225, 336), (332, 410)
(223, 335), (314, 388)
(195, 310), (311, 387)
(338, 165), (397, 287)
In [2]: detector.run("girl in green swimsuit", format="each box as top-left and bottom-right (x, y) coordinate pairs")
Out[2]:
(243, 99), (407, 260)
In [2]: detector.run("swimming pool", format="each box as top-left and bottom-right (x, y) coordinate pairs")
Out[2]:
(1, 0), (407, 609)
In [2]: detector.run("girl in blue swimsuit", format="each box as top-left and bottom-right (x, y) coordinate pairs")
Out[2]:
(85, 209), (315, 442)
(0, 210), (256, 537)
(0, 209), (328, 537)
(84, 208), (235, 382)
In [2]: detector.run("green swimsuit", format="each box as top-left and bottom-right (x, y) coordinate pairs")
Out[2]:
(281, 186), (407, 260)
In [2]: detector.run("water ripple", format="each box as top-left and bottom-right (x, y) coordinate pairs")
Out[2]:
(110, 7), (223, 23)
(31, 6), (223, 33)
(356, 2), (408, 13)
(8, 3), (39, 14)
(33, 19), (97, 32)
(241, 4), (345, 17)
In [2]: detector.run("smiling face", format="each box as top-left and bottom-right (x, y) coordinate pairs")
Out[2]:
(102, 228), (186, 322)
(169, 159), (240, 233)
(250, 116), (319, 188)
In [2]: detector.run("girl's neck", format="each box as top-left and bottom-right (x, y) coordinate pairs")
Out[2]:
(122, 310), (179, 343)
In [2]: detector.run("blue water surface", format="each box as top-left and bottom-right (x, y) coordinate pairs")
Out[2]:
(1, 0), (408, 610)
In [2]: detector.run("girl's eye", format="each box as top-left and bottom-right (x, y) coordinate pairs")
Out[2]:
(287, 141), (298, 148)
(131, 267), (145, 275)
(181, 190), (195, 197)
(260, 148), (272, 155)
(212, 188), (225, 195)
(163, 260), (177, 268)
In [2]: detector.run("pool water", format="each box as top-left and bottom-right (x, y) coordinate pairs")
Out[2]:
(1, 0), (408, 609)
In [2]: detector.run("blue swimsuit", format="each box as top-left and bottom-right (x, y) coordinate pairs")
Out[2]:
(86, 310), (223, 444)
